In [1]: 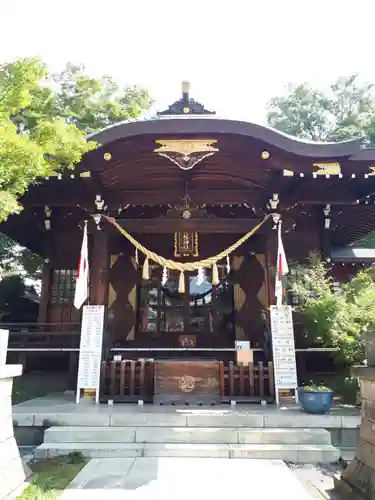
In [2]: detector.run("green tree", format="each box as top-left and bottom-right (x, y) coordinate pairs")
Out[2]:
(0, 57), (152, 280)
(0, 58), (95, 221)
(267, 74), (375, 144)
(289, 254), (375, 365)
(23, 62), (153, 134)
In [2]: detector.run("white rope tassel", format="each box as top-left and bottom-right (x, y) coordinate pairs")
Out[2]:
(135, 248), (139, 265)
(212, 262), (220, 286)
(142, 257), (150, 280)
(226, 255), (231, 274)
(178, 271), (185, 293)
(161, 266), (168, 286)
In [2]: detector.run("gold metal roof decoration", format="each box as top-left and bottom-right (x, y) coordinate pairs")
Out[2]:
(368, 166), (375, 176)
(283, 169), (294, 176)
(154, 139), (219, 170)
(312, 162), (342, 176)
(157, 81), (216, 116)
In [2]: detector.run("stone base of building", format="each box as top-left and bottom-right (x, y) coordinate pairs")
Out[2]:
(334, 366), (375, 500)
(0, 365), (31, 499)
(334, 464), (374, 500)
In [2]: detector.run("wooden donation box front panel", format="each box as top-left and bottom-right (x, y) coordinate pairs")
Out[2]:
(154, 360), (220, 404)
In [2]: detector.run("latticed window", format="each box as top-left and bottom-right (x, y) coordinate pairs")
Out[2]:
(51, 269), (77, 304)
(136, 265), (234, 335)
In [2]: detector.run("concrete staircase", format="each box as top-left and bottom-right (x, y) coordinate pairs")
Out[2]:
(35, 426), (340, 463)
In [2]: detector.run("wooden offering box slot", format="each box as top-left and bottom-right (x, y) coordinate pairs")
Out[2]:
(154, 359), (220, 405)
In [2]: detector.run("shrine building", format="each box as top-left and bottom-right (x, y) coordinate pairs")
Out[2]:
(3, 82), (375, 404)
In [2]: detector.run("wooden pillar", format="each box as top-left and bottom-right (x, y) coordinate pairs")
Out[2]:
(89, 229), (109, 306)
(89, 228), (110, 359)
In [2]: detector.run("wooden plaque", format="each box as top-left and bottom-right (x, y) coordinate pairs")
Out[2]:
(154, 359), (220, 404)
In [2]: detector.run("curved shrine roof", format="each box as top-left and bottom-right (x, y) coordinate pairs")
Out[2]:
(87, 116), (363, 159)
(84, 79), (375, 161)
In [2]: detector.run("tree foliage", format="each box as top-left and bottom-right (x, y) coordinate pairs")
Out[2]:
(51, 63), (153, 133)
(267, 74), (375, 144)
(0, 57), (152, 222)
(289, 254), (375, 365)
(0, 274), (39, 322)
(0, 57), (152, 279)
(0, 58), (96, 221)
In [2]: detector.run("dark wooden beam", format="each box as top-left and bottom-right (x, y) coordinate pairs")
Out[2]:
(22, 189), (257, 207)
(116, 217), (266, 233)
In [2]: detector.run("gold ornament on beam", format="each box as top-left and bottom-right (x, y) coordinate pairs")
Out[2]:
(154, 139), (219, 170)
(312, 162), (341, 176)
(283, 169), (294, 177)
(174, 232), (199, 258)
(368, 166), (375, 176)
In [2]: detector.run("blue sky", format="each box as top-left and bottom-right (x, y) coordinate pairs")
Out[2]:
(1, 0), (375, 124)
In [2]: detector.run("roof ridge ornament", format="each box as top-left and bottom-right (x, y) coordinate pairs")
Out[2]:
(157, 81), (216, 116)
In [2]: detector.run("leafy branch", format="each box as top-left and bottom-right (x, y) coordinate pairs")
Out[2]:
(288, 253), (375, 365)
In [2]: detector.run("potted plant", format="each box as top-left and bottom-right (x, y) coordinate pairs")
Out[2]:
(297, 383), (334, 414)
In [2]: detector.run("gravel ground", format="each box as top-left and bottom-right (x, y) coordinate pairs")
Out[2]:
(288, 462), (345, 499)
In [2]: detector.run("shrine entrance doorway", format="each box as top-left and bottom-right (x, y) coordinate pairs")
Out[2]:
(136, 264), (235, 358)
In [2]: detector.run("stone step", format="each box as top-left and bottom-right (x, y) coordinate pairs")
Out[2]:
(43, 426), (332, 445)
(34, 442), (340, 463)
(14, 408), (360, 429)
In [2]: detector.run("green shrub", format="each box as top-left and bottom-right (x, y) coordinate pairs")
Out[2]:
(289, 253), (375, 365)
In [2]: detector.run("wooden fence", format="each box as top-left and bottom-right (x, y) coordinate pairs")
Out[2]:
(5, 323), (81, 349)
(100, 360), (274, 404)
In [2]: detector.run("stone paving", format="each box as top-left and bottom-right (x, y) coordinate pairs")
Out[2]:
(59, 458), (319, 499)
(12, 392), (360, 429)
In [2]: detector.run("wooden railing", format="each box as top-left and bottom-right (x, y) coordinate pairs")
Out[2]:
(99, 360), (274, 404)
(3, 323), (81, 349)
(219, 360), (274, 403)
(4, 323), (81, 379)
(100, 360), (155, 403)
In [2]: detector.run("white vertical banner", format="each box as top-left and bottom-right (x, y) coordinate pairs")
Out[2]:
(270, 305), (298, 405)
(74, 221), (89, 310)
(0, 329), (9, 366)
(76, 305), (105, 404)
(275, 221), (289, 306)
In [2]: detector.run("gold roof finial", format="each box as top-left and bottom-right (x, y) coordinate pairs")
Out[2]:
(182, 81), (190, 95)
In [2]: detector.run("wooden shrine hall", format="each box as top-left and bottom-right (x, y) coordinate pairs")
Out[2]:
(3, 81), (375, 405)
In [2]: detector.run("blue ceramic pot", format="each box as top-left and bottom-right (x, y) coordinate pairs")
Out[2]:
(297, 387), (333, 414)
